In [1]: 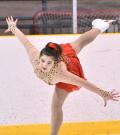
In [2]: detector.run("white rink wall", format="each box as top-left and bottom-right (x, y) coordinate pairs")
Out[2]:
(0, 34), (120, 125)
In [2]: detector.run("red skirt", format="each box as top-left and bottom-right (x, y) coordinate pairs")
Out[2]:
(56, 43), (86, 92)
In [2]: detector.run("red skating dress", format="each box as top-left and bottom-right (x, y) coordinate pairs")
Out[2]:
(56, 43), (86, 92)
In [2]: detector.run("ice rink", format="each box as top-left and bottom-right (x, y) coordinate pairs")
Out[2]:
(0, 34), (120, 127)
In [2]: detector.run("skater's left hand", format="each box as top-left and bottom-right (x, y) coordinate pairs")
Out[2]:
(103, 89), (120, 107)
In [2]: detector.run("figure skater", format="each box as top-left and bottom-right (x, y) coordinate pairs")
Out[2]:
(5, 16), (120, 135)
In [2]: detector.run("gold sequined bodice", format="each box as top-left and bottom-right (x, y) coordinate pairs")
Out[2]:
(32, 54), (73, 85)
(28, 42), (78, 85)
(33, 59), (58, 85)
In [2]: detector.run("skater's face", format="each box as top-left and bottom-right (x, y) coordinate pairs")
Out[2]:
(39, 54), (55, 72)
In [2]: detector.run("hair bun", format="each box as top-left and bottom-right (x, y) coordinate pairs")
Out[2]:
(40, 42), (62, 61)
(48, 42), (57, 51)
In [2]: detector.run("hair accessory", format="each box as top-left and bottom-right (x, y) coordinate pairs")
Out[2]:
(48, 43), (57, 51)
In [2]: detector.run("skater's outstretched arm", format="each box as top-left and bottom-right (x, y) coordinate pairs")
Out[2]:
(5, 16), (39, 62)
(58, 66), (120, 107)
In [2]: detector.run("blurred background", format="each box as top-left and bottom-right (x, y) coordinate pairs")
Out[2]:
(0, 0), (120, 35)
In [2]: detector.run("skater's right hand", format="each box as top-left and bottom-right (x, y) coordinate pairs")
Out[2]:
(5, 16), (18, 33)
